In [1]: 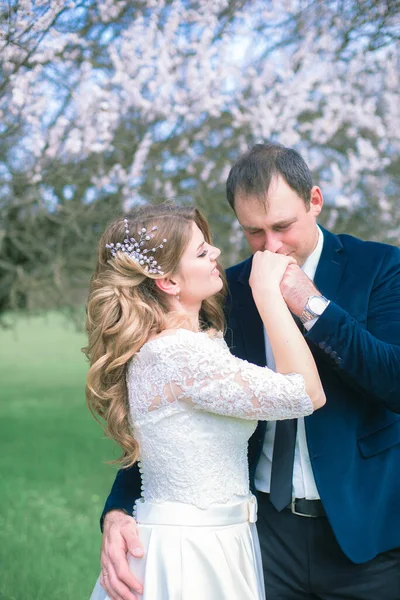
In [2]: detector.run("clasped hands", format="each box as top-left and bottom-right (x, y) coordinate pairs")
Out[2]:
(250, 249), (320, 317)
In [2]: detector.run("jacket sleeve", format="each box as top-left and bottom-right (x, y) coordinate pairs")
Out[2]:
(100, 463), (142, 531)
(306, 245), (400, 413)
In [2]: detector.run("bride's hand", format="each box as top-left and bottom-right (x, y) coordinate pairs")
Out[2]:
(249, 251), (297, 298)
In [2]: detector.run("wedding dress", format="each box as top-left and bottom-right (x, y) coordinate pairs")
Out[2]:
(90, 328), (314, 600)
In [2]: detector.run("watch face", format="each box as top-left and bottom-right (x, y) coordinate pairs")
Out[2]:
(308, 296), (327, 315)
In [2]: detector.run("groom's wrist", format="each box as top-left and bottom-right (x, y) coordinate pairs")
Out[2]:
(101, 508), (129, 532)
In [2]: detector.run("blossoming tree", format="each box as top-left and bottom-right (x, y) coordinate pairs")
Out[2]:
(0, 0), (399, 311)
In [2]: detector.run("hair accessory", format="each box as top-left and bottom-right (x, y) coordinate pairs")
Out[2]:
(106, 218), (167, 274)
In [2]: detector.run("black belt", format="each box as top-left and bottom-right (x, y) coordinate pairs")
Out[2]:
(258, 492), (326, 518)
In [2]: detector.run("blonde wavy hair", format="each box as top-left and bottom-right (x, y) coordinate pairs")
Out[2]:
(83, 203), (227, 467)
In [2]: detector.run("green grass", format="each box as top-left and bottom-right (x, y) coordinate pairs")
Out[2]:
(0, 313), (120, 600)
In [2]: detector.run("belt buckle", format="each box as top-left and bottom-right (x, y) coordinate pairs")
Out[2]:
(290, 498), (317, 518)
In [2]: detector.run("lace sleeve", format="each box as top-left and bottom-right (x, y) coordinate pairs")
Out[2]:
(159, 331), (314, 421)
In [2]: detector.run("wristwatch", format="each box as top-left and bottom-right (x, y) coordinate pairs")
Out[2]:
(300, 295), (329, 324)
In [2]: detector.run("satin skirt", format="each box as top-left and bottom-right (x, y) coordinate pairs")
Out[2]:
(90, 495), (265, 600)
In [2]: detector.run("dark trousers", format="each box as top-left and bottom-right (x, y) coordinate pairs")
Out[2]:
(257, 493), (400, 600)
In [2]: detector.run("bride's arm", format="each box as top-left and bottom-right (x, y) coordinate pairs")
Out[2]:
(161, 333), (318, 421)
(161, 252), (325, 421)
(250, 250), (326, 411)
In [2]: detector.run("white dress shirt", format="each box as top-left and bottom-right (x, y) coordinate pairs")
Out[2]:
(254, 226), (326, 499)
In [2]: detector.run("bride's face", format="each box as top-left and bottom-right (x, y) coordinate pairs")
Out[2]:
(175, 222), (223, 306)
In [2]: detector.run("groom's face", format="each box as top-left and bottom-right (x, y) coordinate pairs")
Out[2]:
(233, 175), (323, 267)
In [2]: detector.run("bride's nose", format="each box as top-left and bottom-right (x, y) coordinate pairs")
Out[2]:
(210, 246), (221, 260)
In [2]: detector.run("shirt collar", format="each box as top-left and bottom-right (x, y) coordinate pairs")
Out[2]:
(301, 226), (323, 282)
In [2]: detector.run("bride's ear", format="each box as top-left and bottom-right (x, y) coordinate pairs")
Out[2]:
(155, 277), (180, 298)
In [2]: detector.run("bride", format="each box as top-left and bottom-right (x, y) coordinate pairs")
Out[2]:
(84, 203), (325, 600)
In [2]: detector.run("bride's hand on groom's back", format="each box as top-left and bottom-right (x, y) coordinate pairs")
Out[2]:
(101, 510), (144, 600)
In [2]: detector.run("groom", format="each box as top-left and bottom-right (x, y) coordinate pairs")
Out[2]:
(97, 143), (400, 599)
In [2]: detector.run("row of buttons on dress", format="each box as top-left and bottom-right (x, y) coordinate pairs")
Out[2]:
(318, 341), (342, 366)
(132, 461), (145, 518)
(138, 461), (145, 493)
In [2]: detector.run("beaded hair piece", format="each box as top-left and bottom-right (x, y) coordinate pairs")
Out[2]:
(105, 218), (167, 274)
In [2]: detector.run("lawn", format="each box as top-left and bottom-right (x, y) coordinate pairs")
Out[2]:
(0, 313), (120, 600)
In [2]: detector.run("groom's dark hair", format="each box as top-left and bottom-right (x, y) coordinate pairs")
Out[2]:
(226, 143), (313, 210)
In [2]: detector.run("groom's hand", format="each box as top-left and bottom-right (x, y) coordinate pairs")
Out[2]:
(101, 510), (144, 600)
(280, 264), (320, 316)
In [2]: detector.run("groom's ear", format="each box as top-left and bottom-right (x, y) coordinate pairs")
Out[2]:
(155, 277), (180, 297)
(310, 186), (323, 216)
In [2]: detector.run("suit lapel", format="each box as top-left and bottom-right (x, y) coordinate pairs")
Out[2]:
(314, 227), (346, 300)
(229, 258), (268, 475)
(234, 258), (267, 367)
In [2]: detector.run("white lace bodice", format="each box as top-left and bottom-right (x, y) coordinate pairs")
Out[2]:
(127, 328), (314, 508)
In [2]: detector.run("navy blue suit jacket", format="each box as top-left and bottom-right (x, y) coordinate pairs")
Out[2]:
(102, 228), (400, 564)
